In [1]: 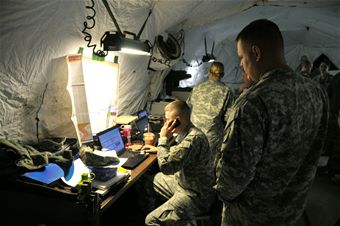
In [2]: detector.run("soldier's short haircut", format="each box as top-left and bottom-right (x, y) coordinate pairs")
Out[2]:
(302, 60), (312, 68)
(165, 100), (191, 120)
(236, 19), (284, 53)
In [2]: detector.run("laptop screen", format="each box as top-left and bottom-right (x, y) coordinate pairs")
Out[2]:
(96, 126), (125, 155)
(135, 116), (148, 133)
(137, 110), (148, 118)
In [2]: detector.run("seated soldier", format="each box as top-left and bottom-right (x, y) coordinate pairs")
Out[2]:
(142, 100), (216, 226)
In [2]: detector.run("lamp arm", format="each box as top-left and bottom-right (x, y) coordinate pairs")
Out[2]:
(101, 0), (123, 36)
(136, 9), (153, 40)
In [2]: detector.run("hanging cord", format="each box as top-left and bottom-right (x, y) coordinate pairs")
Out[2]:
(82, 0), (107, 57)
(35, 83), (49, 143)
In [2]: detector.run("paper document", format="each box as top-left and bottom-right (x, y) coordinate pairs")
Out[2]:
(61, 158), (90, 187)
(66, 55), (119, 144)
(116, 115), (138, 124)
(61, 157), (127, 187)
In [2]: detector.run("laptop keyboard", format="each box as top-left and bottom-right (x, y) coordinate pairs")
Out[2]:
(119, 149), (149, 169)
(122, 153), (149, 169)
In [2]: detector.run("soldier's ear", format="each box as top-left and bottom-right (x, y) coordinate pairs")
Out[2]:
(251, 45), (261, 62)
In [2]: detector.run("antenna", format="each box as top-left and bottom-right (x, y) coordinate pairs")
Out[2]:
(204, 36), (208, 55)
(211, 41), (215, 56)
(136, 9), (152, 39)
(202, 37), (216, 63)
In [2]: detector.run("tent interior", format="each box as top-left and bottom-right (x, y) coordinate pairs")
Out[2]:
(1, 0), (340, 225)
(1, 0), (340, 143)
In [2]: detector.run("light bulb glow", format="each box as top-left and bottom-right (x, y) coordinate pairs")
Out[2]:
(121, 48), (151, 55)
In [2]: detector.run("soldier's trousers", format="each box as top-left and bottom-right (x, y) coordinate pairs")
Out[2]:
(145, 173), (202, 226)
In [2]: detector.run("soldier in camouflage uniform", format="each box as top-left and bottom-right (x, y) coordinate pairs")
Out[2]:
(142, 100), (216, 226)
(295, 55), (310, 74)
(313, 61), (333, 92)
(299, 59), (314, 79)
(187, 62), (233, 168)
(326, 72), (340, 177)
(215, 19), (329, 226)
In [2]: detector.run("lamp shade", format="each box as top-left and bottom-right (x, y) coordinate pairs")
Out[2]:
(101, 31), (151, 55)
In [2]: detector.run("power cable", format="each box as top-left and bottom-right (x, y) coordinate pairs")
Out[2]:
(82, 0), (108, 57)
(35, 83), (48, 143)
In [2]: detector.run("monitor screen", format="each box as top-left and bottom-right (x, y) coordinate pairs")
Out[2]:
(96, 126), (125, 154)
(137, 110), (148, 119)
(135, 116), (148, 133)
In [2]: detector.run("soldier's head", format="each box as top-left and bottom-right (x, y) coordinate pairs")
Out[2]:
(164, 100), (191, 133)
(300, 55), (310, 64)
(236, 19), (286, 82)
(319, 62), (329, 75)
(209, 62), (224, 81)
(301, 60), (312, 74)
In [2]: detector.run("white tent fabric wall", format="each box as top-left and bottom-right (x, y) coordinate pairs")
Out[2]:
(174, 4), (340, 90)
(1, 1), (87, 143)
(1, 0), (340, 143)
(0, 0), (159, 143)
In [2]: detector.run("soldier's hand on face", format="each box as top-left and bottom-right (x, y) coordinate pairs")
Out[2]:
(160, 119), (177, 140)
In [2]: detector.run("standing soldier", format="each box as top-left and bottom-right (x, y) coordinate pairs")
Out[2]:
(314, 61), (333, 92)
(215, 19), (328, 226)
(187, 62), (233, 168)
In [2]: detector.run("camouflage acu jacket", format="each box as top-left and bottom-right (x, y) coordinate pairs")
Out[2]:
(313, 72), (333, 92)
(157, 124), (216, 207)
(215, 67), (328, 226)
(187, 79), (233, 164)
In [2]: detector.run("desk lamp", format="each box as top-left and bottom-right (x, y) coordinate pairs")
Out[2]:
(100, 0), (152, 55)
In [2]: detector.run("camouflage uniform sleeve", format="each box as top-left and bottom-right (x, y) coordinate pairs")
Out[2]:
(157, 136), (191, 175)
(215, 97), (266, 202)
(222, 89), (234, 123)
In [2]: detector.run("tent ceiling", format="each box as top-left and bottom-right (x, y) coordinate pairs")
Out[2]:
(112, 0), (340, 51)
(152, 0), (340, 32)
(1, 0), (340, 143)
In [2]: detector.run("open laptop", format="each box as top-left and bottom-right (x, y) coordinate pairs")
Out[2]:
(96, 125), (149, 169)
(135, 116), (149, 134)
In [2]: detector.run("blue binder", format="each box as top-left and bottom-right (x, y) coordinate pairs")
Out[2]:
(22, 163), (65, 184)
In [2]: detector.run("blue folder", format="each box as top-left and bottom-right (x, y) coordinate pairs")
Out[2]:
(22, 163), (66, 184)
